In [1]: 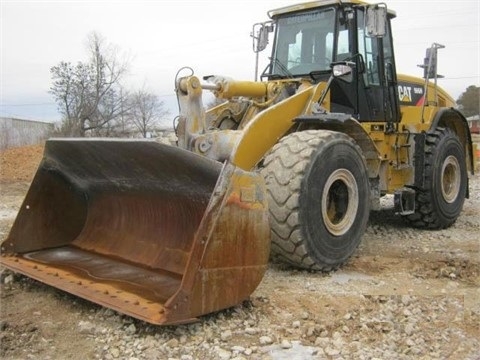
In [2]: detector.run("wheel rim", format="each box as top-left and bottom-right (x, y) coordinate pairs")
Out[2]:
(441, 155), (461, 203)
(321, 169), (359, 236)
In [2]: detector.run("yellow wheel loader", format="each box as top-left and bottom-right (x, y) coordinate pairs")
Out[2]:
(1, 0), (475, 325)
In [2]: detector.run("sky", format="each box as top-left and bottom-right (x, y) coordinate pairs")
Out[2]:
(1, 0), (479, 126)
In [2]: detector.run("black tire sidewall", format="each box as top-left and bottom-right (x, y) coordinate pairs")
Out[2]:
(299, 137), (370, 266)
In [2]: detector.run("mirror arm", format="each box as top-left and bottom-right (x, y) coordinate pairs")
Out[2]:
(317, 74), (335, 107)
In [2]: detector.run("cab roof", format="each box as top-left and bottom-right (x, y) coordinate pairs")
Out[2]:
(268, 0), (397, 19)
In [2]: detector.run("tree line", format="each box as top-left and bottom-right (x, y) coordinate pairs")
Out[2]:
(456, 85), (479, 118)
(50, 33), (169, 138)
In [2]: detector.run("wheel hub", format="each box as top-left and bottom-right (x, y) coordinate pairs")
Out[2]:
(321, 169), (359, 236)
(441, 155), (461, 203)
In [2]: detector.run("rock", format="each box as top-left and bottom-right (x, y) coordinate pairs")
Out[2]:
(78, 320), (96, 335)
(315, 337), (329, 347)
(221, 329), (232, 341)
(0, 321), (8, 331)
(165, 338), (179, 348)
(103, 309), (115, 317)
(231, 345), (245, 353)
(325, 346), (340, 356)
(404, 323), (415, 336)
(216, 348), (232, 360)
(281, 339), (292, 349)
(406, 338), (416, 347)
(259, 336), (273, 345)
(244, 348), (253, 356)
(143, 348), (163, 359)
(3, 274), (14, 285)
(125, 323), (136, 335)
(306, 326), (315, 337)
(109, 347), (120, 358)
(244, 327), (258, 335)
(401, 295), (412, 306)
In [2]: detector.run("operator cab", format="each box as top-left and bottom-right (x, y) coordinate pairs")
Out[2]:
(259, 1), (400, 124)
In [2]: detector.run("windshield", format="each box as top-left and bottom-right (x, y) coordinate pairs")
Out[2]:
(270, 7), (339, 77)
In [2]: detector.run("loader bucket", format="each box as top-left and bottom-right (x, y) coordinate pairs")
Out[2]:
(0, 139), (270, 325)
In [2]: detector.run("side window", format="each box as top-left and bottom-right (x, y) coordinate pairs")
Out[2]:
(357, 9), (379, 85)
(357, 8), (394, 86)
(337, 29), (350, 56)
(336, 11), (350, 61)
(382, 24), (394, 70)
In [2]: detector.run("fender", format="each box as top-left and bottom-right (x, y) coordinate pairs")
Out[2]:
(293, 113), (382, 178)
(430, 107), (475, 175)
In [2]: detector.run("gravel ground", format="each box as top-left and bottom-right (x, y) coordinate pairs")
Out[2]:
(0, 139), (479, 360)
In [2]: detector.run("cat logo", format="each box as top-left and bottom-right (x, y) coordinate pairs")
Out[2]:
(398, 85), (412, 102)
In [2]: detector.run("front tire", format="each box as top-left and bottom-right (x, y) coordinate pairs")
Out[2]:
(405, 127), (467, 229)
(261, 130), (370, 271)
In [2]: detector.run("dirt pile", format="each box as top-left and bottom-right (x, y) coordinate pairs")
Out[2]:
(0, 144), (44, 182)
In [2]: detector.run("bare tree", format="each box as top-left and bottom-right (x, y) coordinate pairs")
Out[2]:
(109, 88), (133, 137)
(129, 89), (169, 138)
(50, 32), (129, 137)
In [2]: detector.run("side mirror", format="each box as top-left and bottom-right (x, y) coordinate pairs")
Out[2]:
(333, 63), (353, 83)
(252, 21), (274, 53)
(365, 4), (387, 37)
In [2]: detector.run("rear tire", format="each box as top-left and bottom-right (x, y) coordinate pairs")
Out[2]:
(261, 130), (370, 271)
(405, 127), (467, 229)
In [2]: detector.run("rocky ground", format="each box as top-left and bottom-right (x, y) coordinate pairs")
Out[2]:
(0, 139), (479, 360)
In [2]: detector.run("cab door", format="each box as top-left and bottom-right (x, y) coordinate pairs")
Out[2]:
(356, 7), (400, 124)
